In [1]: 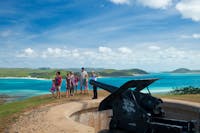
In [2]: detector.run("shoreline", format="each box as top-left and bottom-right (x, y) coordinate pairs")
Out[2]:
(0, 75), (199, 103)
(0, 77), (173, 98)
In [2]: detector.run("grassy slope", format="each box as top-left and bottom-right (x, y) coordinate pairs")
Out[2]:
(154, 94), (200, 103)
(0, 68), (70, 79)
(0, 91), (109, 132)
(0, 95), (55, 131)
(0, 91), (199, 132)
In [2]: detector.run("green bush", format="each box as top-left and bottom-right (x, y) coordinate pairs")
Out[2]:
(170, 86), (200, 95)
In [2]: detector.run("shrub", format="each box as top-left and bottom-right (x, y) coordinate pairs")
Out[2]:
(170, 86), (200, 95)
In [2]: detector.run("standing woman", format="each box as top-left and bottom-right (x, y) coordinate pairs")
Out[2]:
(70, 72), (75, 96)
(55, 71), (62, 99)
(66, 73), (71, 98)
(91, 71), (98, 99)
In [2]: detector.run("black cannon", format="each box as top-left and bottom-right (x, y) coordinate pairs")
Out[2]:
(89, 79), (196, 133)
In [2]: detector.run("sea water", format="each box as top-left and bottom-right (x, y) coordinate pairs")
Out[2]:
(0, 73), (200, 101)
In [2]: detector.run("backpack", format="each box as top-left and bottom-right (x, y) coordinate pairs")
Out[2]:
(55, 76), (62, 86)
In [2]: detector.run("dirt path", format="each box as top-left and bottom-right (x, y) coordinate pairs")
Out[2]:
(8, 99), (102, 133)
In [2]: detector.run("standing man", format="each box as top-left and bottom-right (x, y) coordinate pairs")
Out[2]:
(91, 71), (98, 99)
(55, 71), (62, 99)
(80, 67), (88, 94)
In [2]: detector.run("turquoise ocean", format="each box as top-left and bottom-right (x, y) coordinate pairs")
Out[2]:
(1, 73), (200, 101)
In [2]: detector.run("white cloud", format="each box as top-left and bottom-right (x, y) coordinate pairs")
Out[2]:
(25, 48), (34, 54)
(42, 48), (71, 58)
(83, 51), (95, 56)
(181, 33), (200, 39)
(148, 46), (161, 50)
(108, 0), (200, 22)
(17, 48), (37, 57)
(109, 0), (131, 5)
(14, 46), (200, 71)
(118, 47), (132, 54)
(176, 0), (200, 22)
(193, 33), (200, 39)
(98, 46), (112, 53)
(71, 49), (80, 57)
(137, 0), (172, 9)
(109, 0), (172, 8)
(161, 47), (186, 59)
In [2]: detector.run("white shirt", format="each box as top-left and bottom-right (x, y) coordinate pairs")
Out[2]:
(81, 70), (88, 79)
(91, 74), (97, 81)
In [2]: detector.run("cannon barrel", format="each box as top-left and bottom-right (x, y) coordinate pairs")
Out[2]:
(89, 80), (118, 93)
(90, 79), (196, 133)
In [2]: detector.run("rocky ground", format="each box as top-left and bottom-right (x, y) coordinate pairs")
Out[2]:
(0, 95), (10, 104)
(0, 95), (23, 105)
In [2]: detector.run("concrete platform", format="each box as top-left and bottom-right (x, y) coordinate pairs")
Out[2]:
(9, 98), (200, 133)
(54, 98), (200, 133)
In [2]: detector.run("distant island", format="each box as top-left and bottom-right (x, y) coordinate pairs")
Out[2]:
(0, 68), (148, 79)
(170, 68), (200, 73)
(98, 69), (148, 76)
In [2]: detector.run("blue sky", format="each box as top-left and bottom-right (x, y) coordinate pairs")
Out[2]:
(0, 0), (200, 71)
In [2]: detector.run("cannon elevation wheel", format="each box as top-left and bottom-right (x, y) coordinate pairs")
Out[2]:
(109, 118), (118, 130)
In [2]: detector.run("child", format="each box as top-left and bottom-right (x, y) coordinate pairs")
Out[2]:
(84, 74), (89, 94)
(74, 74), (79, 94)
(50, 79), (56, 97)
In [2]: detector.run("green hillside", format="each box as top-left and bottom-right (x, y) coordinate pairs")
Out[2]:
(0, 68), (70, 79)
(0, 68), (148, 78)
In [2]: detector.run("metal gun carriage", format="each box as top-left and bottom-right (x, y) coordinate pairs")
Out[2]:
(89, 79), (196, 133)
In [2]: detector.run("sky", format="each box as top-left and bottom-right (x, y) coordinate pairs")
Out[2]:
(0, 0), (200, 72)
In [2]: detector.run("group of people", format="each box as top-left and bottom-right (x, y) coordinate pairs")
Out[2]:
(50, 67), (98, 99)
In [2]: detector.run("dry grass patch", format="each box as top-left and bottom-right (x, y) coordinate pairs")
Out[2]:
(154, 94), (200, 103)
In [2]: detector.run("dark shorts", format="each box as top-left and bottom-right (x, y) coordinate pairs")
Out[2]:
(56, 86), (61, 91)
(66, 86), (70, 90)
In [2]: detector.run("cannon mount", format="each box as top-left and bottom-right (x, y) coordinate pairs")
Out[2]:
(89, 79), (196, 133)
